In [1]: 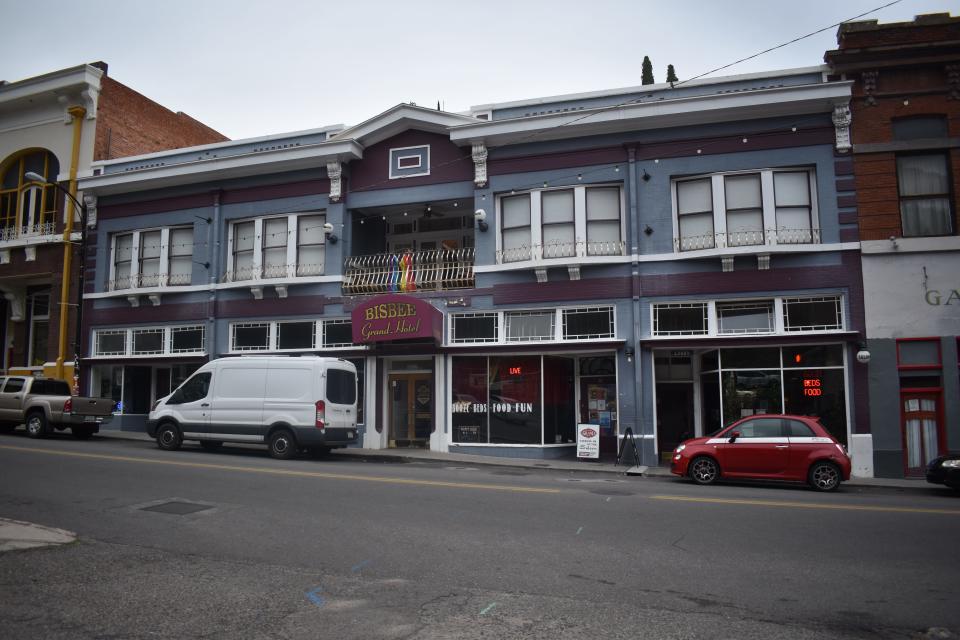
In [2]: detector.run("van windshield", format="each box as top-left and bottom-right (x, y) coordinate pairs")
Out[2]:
(327, 369), (356, 404)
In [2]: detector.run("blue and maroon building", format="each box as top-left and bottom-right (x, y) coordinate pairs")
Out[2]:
(76, 65), (873, 474)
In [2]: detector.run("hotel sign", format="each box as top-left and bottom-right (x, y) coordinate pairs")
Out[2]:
(351, 294), (443, 344)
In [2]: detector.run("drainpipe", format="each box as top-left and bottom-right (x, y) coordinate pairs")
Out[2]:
(54, 105), (87, 382)
(207, 191), (222, 359)
(627, 146), (645, 463)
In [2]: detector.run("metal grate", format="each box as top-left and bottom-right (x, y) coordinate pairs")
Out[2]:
(141, 501), (213, 515)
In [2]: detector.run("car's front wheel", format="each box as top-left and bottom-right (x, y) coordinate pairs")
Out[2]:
(689, 456), (719, 485)
(156, 423), (182, 451)
(268, 429), (297, 460)
(808, 461), (841, 492)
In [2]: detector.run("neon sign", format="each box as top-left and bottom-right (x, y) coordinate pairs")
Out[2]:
(508, 367), (522, 375)
(802, 377), (822, 397)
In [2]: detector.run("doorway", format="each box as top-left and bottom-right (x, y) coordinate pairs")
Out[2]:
(656, 384), (695, 462)
(901, 391), (943, 476)
(389, 372), (433, 448)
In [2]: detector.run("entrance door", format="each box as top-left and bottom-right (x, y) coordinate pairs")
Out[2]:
(902, 392), (943, 476)
(656, 383), (694, 462)
(389, 373), (433, 447)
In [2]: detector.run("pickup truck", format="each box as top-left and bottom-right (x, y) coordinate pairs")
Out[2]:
(0, 376), (115, 439)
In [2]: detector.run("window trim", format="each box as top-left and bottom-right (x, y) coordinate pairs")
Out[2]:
(389, 145), (431, 179)
(108, 225), (194, 291)
(895, 151), (955, 238)
(90, 324), (206, 358)
(224, 318), (359, 353)
(448, 305), (617, 346)
(225, 211), (326, 282)
(896, 337), (943, 371)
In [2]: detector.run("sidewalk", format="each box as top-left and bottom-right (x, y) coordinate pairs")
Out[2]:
(0, 518), (75, 553)
(95, 429), (935, 491)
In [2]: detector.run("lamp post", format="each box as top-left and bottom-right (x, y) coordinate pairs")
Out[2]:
(24, 170), (87, 386)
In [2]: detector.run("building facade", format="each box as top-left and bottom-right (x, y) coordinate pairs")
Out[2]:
(0, 63), (226, 383)
(826, 13), (960, 478)
(78, 67), (871, 473)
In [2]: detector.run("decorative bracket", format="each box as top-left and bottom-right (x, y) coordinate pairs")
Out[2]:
(24, 247), (36, 262)
(147, 294), (162, 306)
(947, 64), (960, 100)
(327, 161), (343, 203)
(757, 254), (771, 271)
(861, 71), (878, 106)
(274, 285), (288, 299)
(84, 194), (98, 228)
(471, 142), (488, 188)
(250, 286), (264, 300)
(832, 103), (852, 153)
(126, 295), (140, 307)
(2, 291), (25, 322)
(535, 268), (548, 283)
(721, 256), (734, 273)
(567, 265), (581, 281)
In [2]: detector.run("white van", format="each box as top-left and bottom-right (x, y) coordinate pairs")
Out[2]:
(147, 356), (358, 459)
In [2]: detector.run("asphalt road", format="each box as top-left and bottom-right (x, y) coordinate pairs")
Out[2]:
(1, 432), (958, 640)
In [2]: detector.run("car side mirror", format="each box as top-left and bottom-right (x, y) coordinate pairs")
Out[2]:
(728, 431), (740, 443)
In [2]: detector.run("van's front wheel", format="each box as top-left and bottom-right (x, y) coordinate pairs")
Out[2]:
(156, 423), (182, 451)
(268, 429), (297, 460)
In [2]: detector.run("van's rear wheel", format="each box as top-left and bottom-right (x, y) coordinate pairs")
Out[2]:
(156, 423), (182, 451)
(26, 413), (49, 439)
(268, 429), (297, 460)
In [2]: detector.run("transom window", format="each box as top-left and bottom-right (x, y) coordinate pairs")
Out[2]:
(92, 325), (205, 357)
(228, 319), (355, 352)
(896, 154), (954, 237)
(652, 295), (844, 337)
(673, 168), (818, 252)
(109, 227), (194, 290)
(497, 185), (624, 263)
(227, 212), (326, 281)
(0, 149), (60, 238)
(450, 306), (616, 344)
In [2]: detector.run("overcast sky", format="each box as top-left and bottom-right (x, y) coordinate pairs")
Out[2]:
(1, 0), (953, 140)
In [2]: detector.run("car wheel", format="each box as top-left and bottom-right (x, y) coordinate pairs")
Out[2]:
(689, 456), (719, 485)
(71, 426), (95, 440)
(808, 461), (841, 492)
(200, 440), (223, 452)
(26, 413), (49, 439)
(268, 429), (297, 460)
(156, 423), (182, 451)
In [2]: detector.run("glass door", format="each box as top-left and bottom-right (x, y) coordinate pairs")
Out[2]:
(902, 392), (943, 476)
(389, 373), (432, 448)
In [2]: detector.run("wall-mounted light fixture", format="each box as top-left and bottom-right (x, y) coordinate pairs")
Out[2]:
(856, 342), (871, 364)
(475, 208), (488, 232)
(323, 222), (338, 244)
(644, 225), (654, 236)
(625, 346), (635, 363)
(642, 169), (651, 182)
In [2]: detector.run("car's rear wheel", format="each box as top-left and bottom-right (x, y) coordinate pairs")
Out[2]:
(156, 423), (182, 451)
(268, 429), (297, 460)
(689, 456), (719, 485)
(200, 440), (223, 452)
(26, 413), (49, 439)
(808, 461), (841, 492)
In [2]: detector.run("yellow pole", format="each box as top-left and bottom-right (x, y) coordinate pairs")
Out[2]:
(54, 105), (86, 381)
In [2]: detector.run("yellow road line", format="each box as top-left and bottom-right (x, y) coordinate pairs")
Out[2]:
(0, 445), (561, 495)
(651, 494), (960, 516)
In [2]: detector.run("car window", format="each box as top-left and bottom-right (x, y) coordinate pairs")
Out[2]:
(168, 372), (212, 405)
(30, 380), (72, 396)
(785, 419), (815, 437)
(326, 369), (356, 405)
(735, 418), (783, 438)
(3, 378), (26, 393)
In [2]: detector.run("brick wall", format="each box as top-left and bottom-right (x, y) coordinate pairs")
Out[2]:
(94, 75), (228, 161)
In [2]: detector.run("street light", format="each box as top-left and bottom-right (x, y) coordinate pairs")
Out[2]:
(24, 171), (88, 387)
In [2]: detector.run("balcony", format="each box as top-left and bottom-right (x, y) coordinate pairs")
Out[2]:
(0, 222), (57, 242)
(343, 248), (475, 295)
(223, 261), (325, 283)
(497, 240), (626, 264)
(675, 228), (821, 252)
(109, 272), (193, 291)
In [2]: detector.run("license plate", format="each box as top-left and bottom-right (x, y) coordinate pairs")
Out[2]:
(83, 416), (100, 423)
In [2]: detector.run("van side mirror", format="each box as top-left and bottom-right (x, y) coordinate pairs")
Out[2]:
(728, 431), (740, 443)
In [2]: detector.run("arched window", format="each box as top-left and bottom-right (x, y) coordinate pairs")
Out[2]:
(0, 149), (60, 238)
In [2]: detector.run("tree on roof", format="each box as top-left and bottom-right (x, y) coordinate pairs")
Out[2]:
(642, 56), (654, 85)
(666, 64), (678, 84)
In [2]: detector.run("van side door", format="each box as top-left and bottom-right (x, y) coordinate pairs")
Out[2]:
(165, 372), (213, 435)
(324, 366), (357, 430)
(209, 362), (267, 442)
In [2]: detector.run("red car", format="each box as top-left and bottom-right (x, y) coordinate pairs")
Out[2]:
(670, 415), (851, 492)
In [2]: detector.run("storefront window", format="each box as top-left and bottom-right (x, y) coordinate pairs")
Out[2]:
(489, 356), (541, 444)
(544, 357), (575, 444)
(452, 357), (489, 443)
(783, 368), (847, 445)
(721, 370), (782, 425)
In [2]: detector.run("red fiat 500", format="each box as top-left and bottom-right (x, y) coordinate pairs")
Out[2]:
(670, 415), (851, 491)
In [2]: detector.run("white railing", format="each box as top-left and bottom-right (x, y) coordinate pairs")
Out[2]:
(0, 222), (57, 242)
(343, 248), (475, 295)
(497, 240), (626, 264)
(223, 263), (325, 283)
(108, 272), (194, 291)
(675, 228), (821, 252)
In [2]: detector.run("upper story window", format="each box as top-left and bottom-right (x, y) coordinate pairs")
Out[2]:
(450, 306), (616, 345)
(227, 212), (325, 282)
(497, 185), (624, 264)
(227, 318), (355, 352)
(673, 168), (818, 252)
(896, 153), (954, 237)
(110, 226), (194, 290)
(389, 145), (430, 179)
(92, 324), (205, 357)
(0, 149), (60, 240)
(651, 295), (844, 338)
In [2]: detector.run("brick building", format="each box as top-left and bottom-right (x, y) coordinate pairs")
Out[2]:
(826, 13), (960, 478)
(0, 62), (226, 382)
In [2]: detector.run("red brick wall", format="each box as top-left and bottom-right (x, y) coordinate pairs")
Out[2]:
(93, 76), (228, 161)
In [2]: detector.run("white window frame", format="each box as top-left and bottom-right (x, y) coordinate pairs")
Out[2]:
(91, 324), (206, 357)
(226, 212), (325, 282)
(495, 184), (626, 264)
(782, 295), (844, 332)
(108, 226), (194, 290)
(650, 295), (846, 339)
(652, 302), (709, 336)
(671, 167), (820, 253)
(450, 312), (499, 344)
(448, 305), (617, 346)
(223, 318), (357, 353)
(389, 145), (431, 179)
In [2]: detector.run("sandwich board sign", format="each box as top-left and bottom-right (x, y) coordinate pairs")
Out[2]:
(577, 424), (600, 459)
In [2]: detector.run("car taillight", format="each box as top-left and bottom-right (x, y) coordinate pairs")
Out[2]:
(63, 398), (73, 414)
(315, 400), (326, 430)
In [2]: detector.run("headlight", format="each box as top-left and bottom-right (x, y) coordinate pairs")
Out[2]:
(675, 444), (686, 453)
(941, 459), (960, 469)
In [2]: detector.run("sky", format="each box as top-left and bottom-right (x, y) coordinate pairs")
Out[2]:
(0, 0), (954, 141)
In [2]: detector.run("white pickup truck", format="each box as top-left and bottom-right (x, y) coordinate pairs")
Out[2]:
(0, 376), (115, 439)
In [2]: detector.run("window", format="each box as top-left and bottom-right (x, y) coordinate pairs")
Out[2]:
(562, 307), (614, 340)
(93, 325), (205, 357)
(4, 378), (26, 393)
(717, 301), (774, 334)
(389, 145), (430, 179)
(732, 417), (783, 438)
(0, 149), (59, 236)
(785, 419), (816, 437)
(27, 290), (50, 367)
(109, 227), (194, 290)
(653, 303), (708, 336)
(323, 320), (354, 348)
(231, 323), (270, 352)
(451, 313), (498, 344)
(498, 185), (623, 263)
(30, 379), (71, 396)
(892, 116), (948, 141)
(897, 339), (941, 368)
(277, 322), (316, 350)
(168, 372), (211, 404)
(505, 311), (555, 342)
(326, 369), (356, 404)
(228, 212), (326, 281)
(896, 154), (953, 237)
(783, 296), (842, 332)
(674, 168), (818, 251)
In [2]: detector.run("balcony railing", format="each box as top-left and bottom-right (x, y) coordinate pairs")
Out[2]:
(0, 222), (57, 242)
(497, 240), (626, 264)
(675, 228), (821, 252)
(223, 263), (325, 283)
(109, 272), (193, 291)
(343, 248), (475, 295)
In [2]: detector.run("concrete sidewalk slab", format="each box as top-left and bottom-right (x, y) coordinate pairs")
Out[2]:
(0, 518), (76, 553)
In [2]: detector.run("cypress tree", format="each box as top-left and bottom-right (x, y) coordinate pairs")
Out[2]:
(666, 65), (678, 83)
(642, 56), (654, 85)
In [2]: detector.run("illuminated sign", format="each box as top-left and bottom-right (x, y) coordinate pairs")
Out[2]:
(508, 367), (522, 375)
(802, 377), (822, 397)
